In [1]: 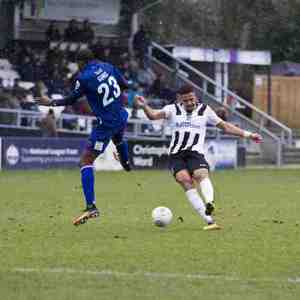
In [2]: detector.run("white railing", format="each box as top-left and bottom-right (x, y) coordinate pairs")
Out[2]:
(0, 107), (283, 165)
(0, 107), (234, 141)
(150, 41), (292, 146)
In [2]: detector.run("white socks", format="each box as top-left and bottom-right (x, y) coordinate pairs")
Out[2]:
(185, 189), (213, 224)
(199, 177), (214, 204)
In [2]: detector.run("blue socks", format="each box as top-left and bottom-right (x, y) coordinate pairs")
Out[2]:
(116, 142), (129, 163)
(80, 142), (129, 207)
(80, 165), (95, 206)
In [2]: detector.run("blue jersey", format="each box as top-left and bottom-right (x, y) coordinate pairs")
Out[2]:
(68, 60), (128, 129)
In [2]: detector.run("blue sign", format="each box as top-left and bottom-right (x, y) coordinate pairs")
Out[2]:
(2, 137), (86, 169)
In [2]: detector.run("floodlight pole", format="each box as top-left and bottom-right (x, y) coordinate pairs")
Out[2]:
(267, 65), (272, 116)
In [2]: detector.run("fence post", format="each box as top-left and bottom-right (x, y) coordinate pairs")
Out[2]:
(277, 140), (282, 167)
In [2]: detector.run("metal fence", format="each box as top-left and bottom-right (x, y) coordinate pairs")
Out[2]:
(0, 107), (226, 141)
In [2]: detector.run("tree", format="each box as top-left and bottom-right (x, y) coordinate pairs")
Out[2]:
(138, 0), (300, 63)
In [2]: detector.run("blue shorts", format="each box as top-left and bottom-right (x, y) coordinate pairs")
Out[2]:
(86, 124), (126, 155)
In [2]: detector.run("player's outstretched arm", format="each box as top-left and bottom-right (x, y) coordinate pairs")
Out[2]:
(134, 96), (166, 120)
(36, 91), (81, 107)
(217, 121), (263, 143)
(36, 95), (68, 106)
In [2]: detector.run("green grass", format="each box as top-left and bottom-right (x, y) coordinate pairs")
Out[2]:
(0, 169), (300, 300)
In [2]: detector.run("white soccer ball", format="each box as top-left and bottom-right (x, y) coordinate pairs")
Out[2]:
(151, 206), (173, 227)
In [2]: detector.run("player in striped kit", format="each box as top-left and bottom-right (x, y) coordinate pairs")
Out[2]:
(135, 84), (262, 230)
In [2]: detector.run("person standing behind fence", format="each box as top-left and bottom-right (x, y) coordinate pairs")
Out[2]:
(133, 25), (150, 65)
(80, 19), (95, 44)
(45, 21), (61, 42)
(64, 19), (80, 42)
(40, 108), (57, 137)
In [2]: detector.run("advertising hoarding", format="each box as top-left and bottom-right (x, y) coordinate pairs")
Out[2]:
(1, 137), (237, 171)
(128, 139), (237, 170)
(2, 137), (86, 169)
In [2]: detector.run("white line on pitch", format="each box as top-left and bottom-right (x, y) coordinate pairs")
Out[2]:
(12, 267), (300, 284)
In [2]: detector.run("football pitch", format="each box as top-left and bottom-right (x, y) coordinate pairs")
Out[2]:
(0, 168), (299, 300)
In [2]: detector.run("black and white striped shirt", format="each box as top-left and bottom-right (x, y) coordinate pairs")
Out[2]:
(162, 103), (222, 155)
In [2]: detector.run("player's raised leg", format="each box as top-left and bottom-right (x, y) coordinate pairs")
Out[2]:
(112, 129), (131, 171)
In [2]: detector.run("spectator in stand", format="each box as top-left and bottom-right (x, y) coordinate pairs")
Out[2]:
(132, 25), (150, 65)
(110, 39), (125, 67)
(149, 72), (164, 98)
(32, 80), (48, 98)
(18, 55), (35, 82)
(148, 72), (176, 107)
(64, 19), (80, 42)
(225, 93), (238, 109)
(20, 90), (39, 112)
(0, 87), (20, 109)
(102, 47), (112, 64)
(61, 105), (78, 130)
(0, 87), (22, 125)
(0, 89), (15, 124)
(12, 78), (26, 97)
(91, 38), (104, 60)
(45, 68), (66, 95)
(34, 56), (48, 82)
(45, 21), (61, 41)
(216, 107), (228, 121)
(124, 82), (140, 119)
(124, 58), (139, 84)
(137, 61), (156, 93)
(40, 108), (57, 137)
(80, 19), (95, 44)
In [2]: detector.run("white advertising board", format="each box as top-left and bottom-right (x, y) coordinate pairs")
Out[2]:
(173, 46), (271, 65)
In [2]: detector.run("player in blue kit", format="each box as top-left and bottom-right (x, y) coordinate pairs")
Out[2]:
(37, 49), (131, 226)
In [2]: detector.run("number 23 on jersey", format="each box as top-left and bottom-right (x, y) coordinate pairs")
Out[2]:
(97, 76), (121, 107)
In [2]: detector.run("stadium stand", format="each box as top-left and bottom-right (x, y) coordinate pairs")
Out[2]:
(1, 2), (298, 167)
